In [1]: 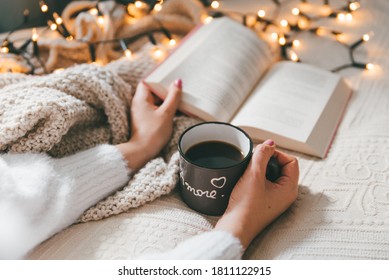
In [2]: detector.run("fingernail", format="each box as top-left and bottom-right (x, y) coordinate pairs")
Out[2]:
(174, 79), (182, 89)
(263, 139), (274, 146)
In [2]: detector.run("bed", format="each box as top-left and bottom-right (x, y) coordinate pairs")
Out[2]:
(19, 0), (389, 259)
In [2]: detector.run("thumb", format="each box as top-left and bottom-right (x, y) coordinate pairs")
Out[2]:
(252, 139), (275, 178)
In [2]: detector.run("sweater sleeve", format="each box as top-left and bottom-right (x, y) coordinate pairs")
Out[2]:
(138, 231), (244, 260)
(0, 144), (130, 260)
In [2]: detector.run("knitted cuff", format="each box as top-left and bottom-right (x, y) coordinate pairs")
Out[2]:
(54, 144), (131, 218)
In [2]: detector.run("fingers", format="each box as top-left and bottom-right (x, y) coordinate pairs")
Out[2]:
(158, 79), (182, 115)
(251, 139), (276, 178)
(273, 149), (299, 186)
(135, 82), (154, 104)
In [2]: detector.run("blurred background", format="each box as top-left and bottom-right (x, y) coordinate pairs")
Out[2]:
(0, 0), (163, 33)
(0, 0), (73, 33)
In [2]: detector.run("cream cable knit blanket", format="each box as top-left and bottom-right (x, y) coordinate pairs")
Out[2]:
(0, 46), (199, 222)
(0, 0), (204, 222)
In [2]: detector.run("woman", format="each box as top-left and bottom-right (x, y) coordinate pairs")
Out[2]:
(0, 79), (298, 259)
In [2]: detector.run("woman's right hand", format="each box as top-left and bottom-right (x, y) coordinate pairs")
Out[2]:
(215, 140), (299, 249)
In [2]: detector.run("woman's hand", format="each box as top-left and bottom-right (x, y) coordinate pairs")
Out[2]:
(117, 80), (182, 171)
(215, 140), (299, 249)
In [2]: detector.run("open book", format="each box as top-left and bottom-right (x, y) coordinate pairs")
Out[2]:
(144, 17), (352, 158)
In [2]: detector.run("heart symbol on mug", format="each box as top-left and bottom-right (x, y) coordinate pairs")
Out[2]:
(211, 177), (226, 189)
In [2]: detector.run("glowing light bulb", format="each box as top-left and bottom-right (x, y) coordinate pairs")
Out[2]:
(366, 63), (375, 70)
(135, 1), (143, 8)
(49, 22), (57, 31)
(257, 10), (266, 18)
(169, 39), (177, 46)
(211, 1), (220, 9)
(271, 32), (278, 41)
(56, 17), (63, 25)
(124, 49), (132, 59)
(280, 19), (288, 27)
(40, 1), (48, 13)
(53, 12), (63, 25)
(89, 8), (98, 15)
(98, 16), (105, 26)
(293, 40), (301, 47)
(337, 13), (346, 21)
(154, 3), (163, 12)
(32, 28), (39, 42)
(1, 46), (9, 53)
(363, 32), (373, 42)
(290, 51), (299, 62)
(292, 8), (300, 16)
(346, 13), (353, 21)
(278, 36), (286, 46)
(349, 2), (361, 11)
(203, 16), (213, 24)
(152, 46), (166, 61)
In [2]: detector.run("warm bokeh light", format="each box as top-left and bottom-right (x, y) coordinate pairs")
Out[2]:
(32, 28), (39, 42)
(257, 10), (266, 18)
(53, 12), (63, 25)
(124, 49), (132, 59)
(1, 46), (9, 53)
(49, 22), (57, 31)
(293, 40), (301, 47)
(279, 35), (286, 46)
(280, 19), (288, 27)
(203, 16), (213, 24)
(349, 2), (361, 11)
(40, 1), (48, 13)
(337, 13), (346, 21)
(154, 3), (163, 12)
(135, 1), (143, 8)
(98, 16), (105, 26)
(366, 63), (375, 70)
(363, 32), (373, 42)
(151, 46), (167, 61)
(211, 1), (220, 9)
(292, 8), (300, 16)
(169, 39), (177, 46)
(290, 50), (299, 62)
(89, 8), (98, 16)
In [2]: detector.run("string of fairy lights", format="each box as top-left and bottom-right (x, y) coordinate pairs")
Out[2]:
(0, 0), (374, 74)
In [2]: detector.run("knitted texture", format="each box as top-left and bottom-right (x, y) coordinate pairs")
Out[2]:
(79, 115), (199, 222)
(0, 0), (205, 222)
(0, 63), (132, 156)
(0, 41), (200, 222)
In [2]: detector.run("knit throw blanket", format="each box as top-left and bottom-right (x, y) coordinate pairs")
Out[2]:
(0, 0), (203, 222)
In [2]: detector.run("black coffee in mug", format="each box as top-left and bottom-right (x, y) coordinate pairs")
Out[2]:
(178, 122), (253, 216)
(185, 141), (244, 169)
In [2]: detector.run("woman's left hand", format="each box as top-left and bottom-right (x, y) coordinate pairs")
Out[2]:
(117, 80), (182, 170)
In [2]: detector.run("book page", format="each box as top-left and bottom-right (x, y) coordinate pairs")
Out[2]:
(145, 18), (272, 122)
(232, 61), (347, 143)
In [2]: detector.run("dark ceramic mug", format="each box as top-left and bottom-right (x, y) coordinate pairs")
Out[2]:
(178, 122), (253, 216)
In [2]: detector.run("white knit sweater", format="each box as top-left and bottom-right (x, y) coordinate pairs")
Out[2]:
(0, 144), (242, 260)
